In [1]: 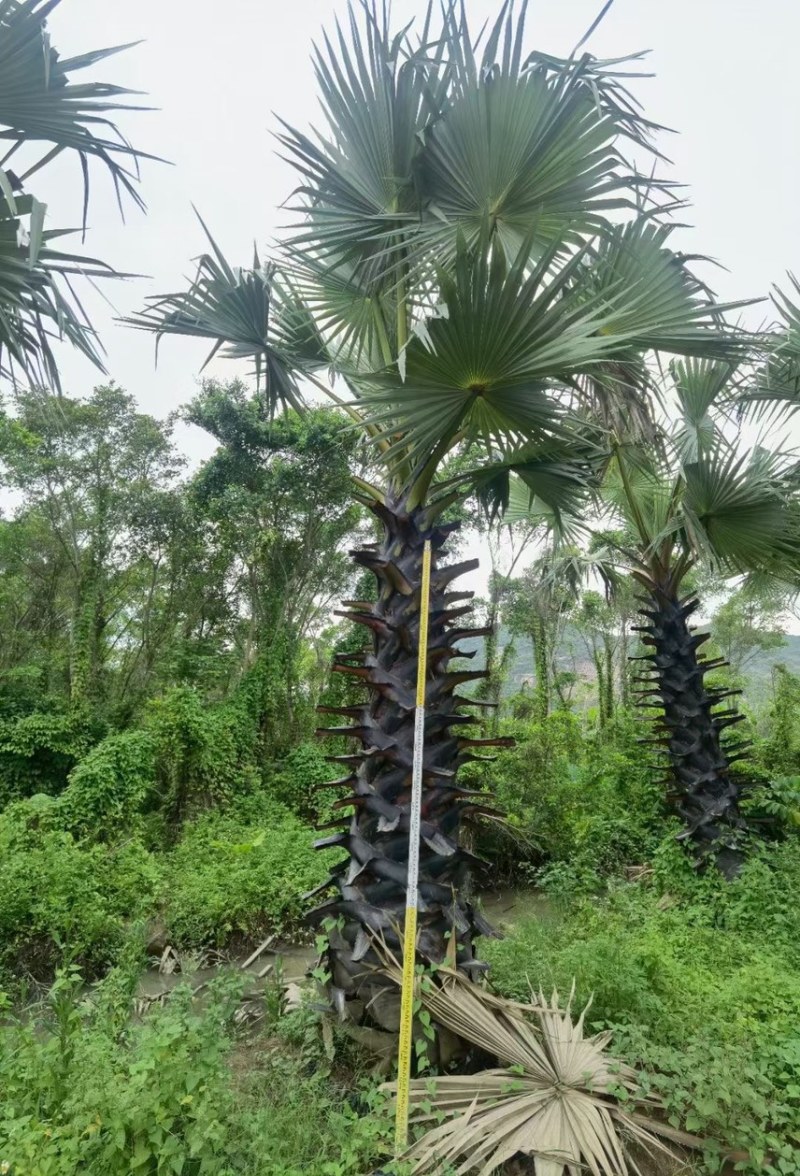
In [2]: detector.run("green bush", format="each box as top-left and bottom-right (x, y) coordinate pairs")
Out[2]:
(484, 840), (800, 1173)
(58, 729), (157, 840)
(0, 710), (98, 805)
(269, 740), (333, 823)
(163, 794), (331, 948)
(0, 969), (394, 1176)
(466, 710), (663, 884)
(146, 687), (260, 827)
(0, 798), (159, 981)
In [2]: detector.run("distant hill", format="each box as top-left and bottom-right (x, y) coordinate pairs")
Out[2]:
(459, 628), (800, 709)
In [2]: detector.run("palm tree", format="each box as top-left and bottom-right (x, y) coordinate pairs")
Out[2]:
(594, 360), (800, 875)
(128, 2), (752, 1021)
(0, 0), (150, 389)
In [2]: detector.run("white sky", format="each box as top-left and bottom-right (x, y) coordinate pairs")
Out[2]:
(41, 0), (800, 418)
(21, 0), (800, 612)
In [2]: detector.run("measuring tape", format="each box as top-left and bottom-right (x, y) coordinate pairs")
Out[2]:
(394, 538), (432, 1156)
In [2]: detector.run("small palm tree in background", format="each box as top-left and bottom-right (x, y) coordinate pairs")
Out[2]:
(596, 359), (800, 875)
(0, 0), (149, 389)
(129, 1), (753, 1021)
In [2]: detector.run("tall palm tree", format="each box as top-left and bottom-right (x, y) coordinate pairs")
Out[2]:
(595, 360), (800, 875)
(129, 2), (752, 1021)
(0, 0), (150, 389)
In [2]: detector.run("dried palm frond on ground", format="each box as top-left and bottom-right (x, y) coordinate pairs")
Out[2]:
(381, 965), (700, 1176)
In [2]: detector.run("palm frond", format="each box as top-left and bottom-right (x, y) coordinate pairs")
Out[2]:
(0, 190), (116, 390)
(572, 219), (755, 361)
(737, 276), (800, 425)
(275, 0), (444, 282)
(670, 356), (735, 461)
(680, 446), (800, 575)
(380, 966), (689, 1176)
(415, 65), (632, 265)
(473, 441), (598, 528)
(126, 215), (303, 413)
(0, 0), (155, 225)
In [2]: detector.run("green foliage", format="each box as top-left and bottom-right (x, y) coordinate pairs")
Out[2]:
(485, 839), (800, 1173)
(162, 795), (331, 948)
(466, 710), (663, 884)
(269, 741), (335, 823)
(761, 664), (800, 777)
(146, 687), (260, 828)
(0, 970), (394, 1176)
(58, 730), (157, 840)
(0, 800), (159, 981)
(0, 710), (97, 805)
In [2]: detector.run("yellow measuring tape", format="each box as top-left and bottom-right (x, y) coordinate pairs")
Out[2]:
(394, 538), (432, 1156)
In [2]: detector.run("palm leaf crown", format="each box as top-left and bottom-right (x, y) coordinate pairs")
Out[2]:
(585, 358), (800, 584)
(130, 0), (756, 514)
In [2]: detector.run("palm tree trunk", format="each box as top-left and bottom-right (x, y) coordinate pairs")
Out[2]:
(312, 492), (508, 1028)
(632, 575), (748, 877)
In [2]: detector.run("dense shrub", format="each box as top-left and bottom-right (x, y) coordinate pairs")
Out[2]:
(269, 740), (333, 823)
(146, 687), (260, 827)
(484, 838), (800, 1173)
(0, 969), (394, 1175)
(0, 710), (98, 806)
(58, 729), (157, 840)
(0, 798), (159, 980)
(162, 795), (331, 948)
(465, 710), (663, 884)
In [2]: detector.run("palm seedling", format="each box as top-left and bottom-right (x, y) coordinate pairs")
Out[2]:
(128, 1), (752, 1022)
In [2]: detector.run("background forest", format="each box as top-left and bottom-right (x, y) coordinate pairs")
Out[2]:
(4, 1), (800, 1174)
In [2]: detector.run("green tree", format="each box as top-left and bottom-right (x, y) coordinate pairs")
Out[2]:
(575, 589), (618, 727)
(710, 584), (787, 680)
(0, 385), (183, 714)
(128, 4), (751, 1012)
(0, 0), (149, 389)
(185, 382), (365, 754)
(504, 551), (577, 722)
(0, 390), (182, 710)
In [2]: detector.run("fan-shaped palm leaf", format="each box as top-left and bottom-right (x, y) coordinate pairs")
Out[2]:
(127, 215), (303, 413)
(572, 220), (754, 360)
(381, 966), (689, 1176)
(737, 276), (800, 425)
(415, 56), (646, 267)
(680, 446), (800, 575)
(0, 0), (155, 223)
(0, 0), (150, 389)
(670, 356), (734, 461)
(0, 191), (116, 389)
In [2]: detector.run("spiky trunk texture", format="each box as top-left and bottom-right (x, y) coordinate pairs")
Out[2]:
(310, 493), (508, 1029)
(633, 575), (749, 877)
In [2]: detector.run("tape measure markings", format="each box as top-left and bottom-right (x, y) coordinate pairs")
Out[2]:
(394, 538), (432, 1156)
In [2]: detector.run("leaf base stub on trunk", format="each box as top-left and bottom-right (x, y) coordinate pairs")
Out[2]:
(633, 578), (748, 877)
(313, 493), (505, 1026)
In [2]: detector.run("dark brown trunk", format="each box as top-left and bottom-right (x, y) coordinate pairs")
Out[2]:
(632, 575), (748, 877)
(311, 492), (508, 1028)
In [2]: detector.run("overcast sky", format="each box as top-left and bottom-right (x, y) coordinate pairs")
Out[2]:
(27, 0), (800, 609)
(41, 0), (800, 429)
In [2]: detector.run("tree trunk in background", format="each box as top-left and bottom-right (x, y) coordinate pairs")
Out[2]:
(312, 493), (509, 1029)
(633, 576), (748, 877)
(532, 617), (550, 722)
(592, 649), (607, 727)
(603, 638), (616, 724)
(619, 614), (632, 709)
